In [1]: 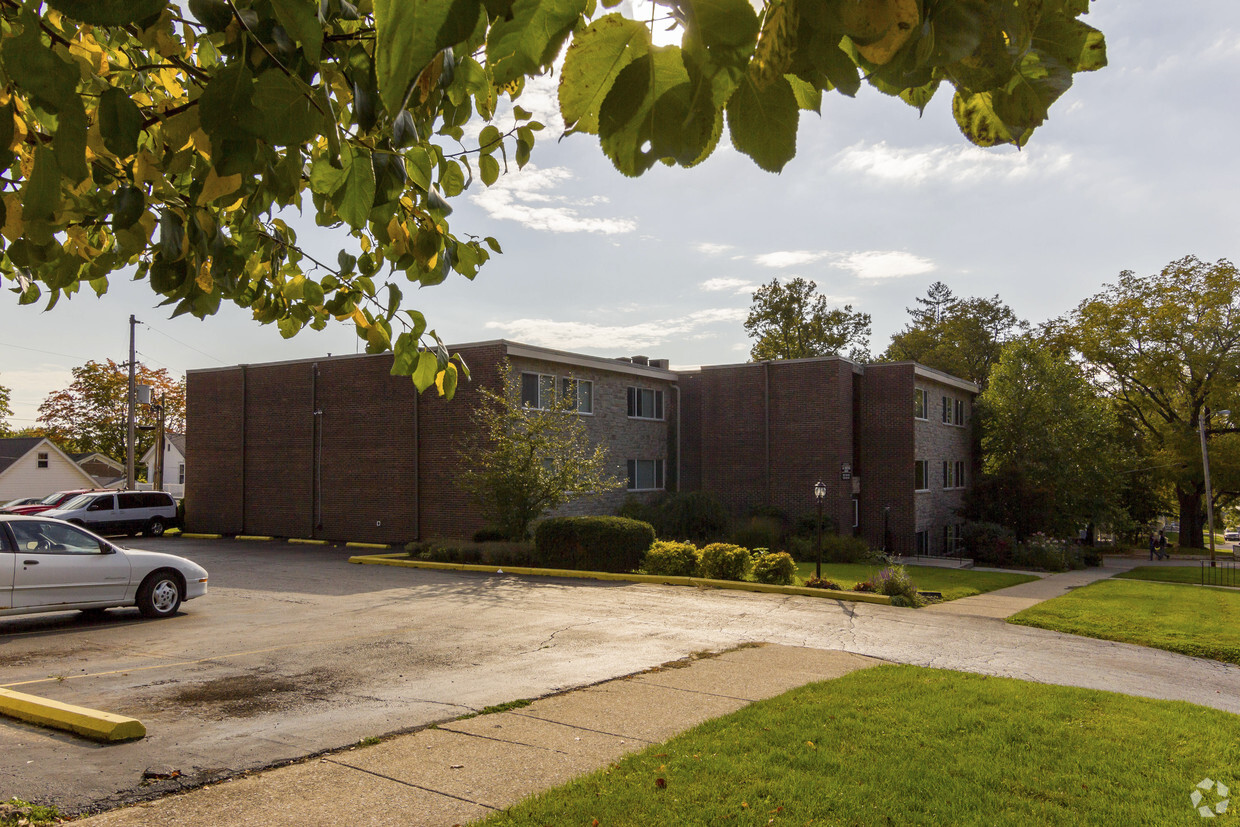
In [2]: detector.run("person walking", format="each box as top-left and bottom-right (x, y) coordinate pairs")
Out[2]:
(1149, 531), (1157, 561)
(1157, 530), (1169, 560)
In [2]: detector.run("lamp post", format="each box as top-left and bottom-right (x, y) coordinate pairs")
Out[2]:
(813, 480), (826, 580)
(1201, 409), (1230, 566)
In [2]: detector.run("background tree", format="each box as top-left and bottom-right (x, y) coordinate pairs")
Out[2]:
(37, 360), (186, 464)
(967, 337), (1128, 540)
(0, 379), (11, 436)
(883, 286), (1026, 388)
(745, 277), (871, 361)
(1060, 255), (1240, 549)
(0, 2), (1105, 388)
(458, 364), (620, 540)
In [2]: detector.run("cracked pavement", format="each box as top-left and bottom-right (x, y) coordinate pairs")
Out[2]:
(1, 539), (1236, 814)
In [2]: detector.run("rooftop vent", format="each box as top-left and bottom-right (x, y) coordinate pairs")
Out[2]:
(630, 355), (649, 366)
(649, 358), (670, 369)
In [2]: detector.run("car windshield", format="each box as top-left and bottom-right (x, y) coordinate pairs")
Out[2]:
(56, 494), (94, 511)
(39, 492), (66, 505)
(2, 498), (30, 508)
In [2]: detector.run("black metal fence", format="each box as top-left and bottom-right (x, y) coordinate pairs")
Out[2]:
(1201, 560), (1237, 587)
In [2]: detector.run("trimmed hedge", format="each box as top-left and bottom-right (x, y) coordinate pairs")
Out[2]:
(752, 551), (796, 585)
(534, 516), (656, 573)
(699, 543), (752, 581)
(643, 540), (701, 576)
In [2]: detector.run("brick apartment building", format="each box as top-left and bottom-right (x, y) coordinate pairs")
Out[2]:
(186, 340), (976, 555)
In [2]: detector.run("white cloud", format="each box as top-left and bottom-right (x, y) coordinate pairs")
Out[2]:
(485, 307), (746, 351)
(472, 165), (638, 234)
(696, 242), (735, 256)
(834, 140), (1071, 185)
(700, 277), (757, 295)
(754, 250), (830, 268)
(835, 251), (936, 280)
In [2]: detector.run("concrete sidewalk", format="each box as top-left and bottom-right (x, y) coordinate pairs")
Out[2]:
(921, 558), (1138, 619)
(77, 646), (882, 827)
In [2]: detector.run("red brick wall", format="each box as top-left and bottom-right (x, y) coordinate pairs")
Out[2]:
(185, 368), (244, 534)
(241, 362), (316, 538)
(675, 373), (702, 492)
(697, 364), (769, 516)
(857, 364), (915, 554)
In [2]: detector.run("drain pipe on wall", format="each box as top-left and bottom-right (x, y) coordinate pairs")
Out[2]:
(674, 383), (681, 491)
(764, 361), (771, 505)
(312, 363), (323, 535)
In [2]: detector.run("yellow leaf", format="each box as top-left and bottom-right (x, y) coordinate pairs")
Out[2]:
(196, 260), (213, 292)
(350, 307), (368, 327)
(190, 128), (211, 159)
(197, 168), (243, 206)
(1, 193), (24, 241)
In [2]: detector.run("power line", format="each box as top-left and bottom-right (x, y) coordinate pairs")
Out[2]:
(140, 321), (226, 365)
(0, 340), (88, 361)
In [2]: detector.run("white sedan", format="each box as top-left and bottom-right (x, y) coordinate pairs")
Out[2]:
(0, 515), (207, 619)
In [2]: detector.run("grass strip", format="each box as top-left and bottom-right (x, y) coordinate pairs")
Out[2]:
(481, 665), (1240, 826)
(1116, 565), (1239, 587)
(1009, 579), (1240, 664)
(794, 562), (1038, 601)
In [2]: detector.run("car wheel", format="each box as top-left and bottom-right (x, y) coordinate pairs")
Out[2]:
(137, 570), (182, 618)
(145, 518), (166, 537)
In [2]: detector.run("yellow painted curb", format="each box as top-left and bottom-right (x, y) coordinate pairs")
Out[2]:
(0, 688), (145, 742)
(180, 533), (223, 539)
(288, 538), (329, 545)
(236, 535), (274, 541)
(348, 555), (892, 605)
(346, 542), (390, 549)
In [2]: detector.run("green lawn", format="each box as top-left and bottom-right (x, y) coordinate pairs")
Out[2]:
(1117, 565), (1240, 587)
(1009, 579), (1240, 664)
(793, 562), (1038, 601)
(481, 665), (1240, 826)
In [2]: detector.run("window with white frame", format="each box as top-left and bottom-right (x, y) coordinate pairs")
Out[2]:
(36, 452), (48, 469)
(627, 386), (664, 420)
(560, 378), (594, 414)
(944, 523), (963, 555)
(178, 464), (186, 485)
(914, 459), (929, 491)
(955, 399), (966, 425)
(941, 395), (950, 423)
(914, 388), (928, 420)
(852, 495), (859, 529)
(520, 372), (555, 410)
(626, 459), (665, 491)
(954, 460), (966, 488)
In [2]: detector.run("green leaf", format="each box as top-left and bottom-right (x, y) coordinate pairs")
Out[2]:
(337, 146), (377, 229)
(785, 74), (821, 113)
(406, 146), (433, 191)
(412, 350), (438, 391)
(270, 0), (324, 63)
(559, 14), (650, 134)
(406, 308), (428, 340)
(478, 124), (502, 153)
(682, 0), (759, 50)
(199, 62), (259, 144)
(252, 70), (324, 146)
(374, 0), (482, 115)
(53, 99), (90, 184)
(111, 185), (145, 231)
(22, 147), (61, 221)
(951, 89), (1014, 147)
(439, 159), (465, 197)
(726, 73), (799, 173)
(479, 154), (500, 186)
(1034, 15), (1107, 73)
(99, 87), (144, 158)
(487, 0), (589, 87)
(803, 30), (861, 98)
(1, 14), (80, 111)
(45, 0), (167, 25)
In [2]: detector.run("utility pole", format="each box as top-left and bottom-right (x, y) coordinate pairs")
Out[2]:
(126, 315), (138, 490)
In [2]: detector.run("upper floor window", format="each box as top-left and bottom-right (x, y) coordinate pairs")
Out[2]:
(627, 387), (664, 420)
(955, 399), (966, 425)
(560, 378), (594, 414)
(914, 459), (929, 491)
(941, 395), (950, 423)
(36, 452), (49, 469)
(914, 388), (928, 420)
(520, 372), (555, 410)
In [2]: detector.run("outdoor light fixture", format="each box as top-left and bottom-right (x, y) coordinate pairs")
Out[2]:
(814, 481), (826, 580)
(1201, 410), (1231, 566)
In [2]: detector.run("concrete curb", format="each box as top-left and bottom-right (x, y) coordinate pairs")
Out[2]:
(288, 538), (329, 545)
(235, 535), (274, 541)
(346, 542), (390, 550)
(348, 554), (893, 605)
(179, 533), (222, 539)
(0, 688), (145, 742)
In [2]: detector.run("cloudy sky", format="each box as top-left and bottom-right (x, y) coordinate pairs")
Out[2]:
(3, 2), (1238, 428)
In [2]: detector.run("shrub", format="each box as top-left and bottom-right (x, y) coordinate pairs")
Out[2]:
(852, 580), (875, 593)
(656, 492), (731, 543)
(962, 521), (1016, 567)
(790, 533), (879, 564)
(643, 541), (700, 576)
(409, 540), (535, 566)
(616, 495), (659, 525)
(733, 517), (783, 552)
(870, 565), (924, 607)
(752, 551), (796, 585)
(1013, 533), (1071, 571)
(698, 543), (752, 581)
(803, 576), (841, 590)
(533, 516), (655, 573)
(472, 527), (509, 543)
(793, 512), (836, 538)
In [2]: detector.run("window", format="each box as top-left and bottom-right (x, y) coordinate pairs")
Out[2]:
(941, 395), (950, 423)
(560, 378), (594, 414)
(36, 452), (48, 469)
(955, 461), (966, 488)
(914, 388), (928, 420)
(955, 399), (966, 425)
(852, 495), (859, 529)
(10, 520), (103, 554)
(914, 460), (929, 491)
(627, 387), (664, 420)
(626, 459), (665, 491)
(944, 523), (963, 555)
(520, 372), (555, 410)
(178, 464), (186, 485)
(915, 530), (929, 556)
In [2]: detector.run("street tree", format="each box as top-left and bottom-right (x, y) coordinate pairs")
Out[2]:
(0, 1), (1106, 391)
(883, 287), (1026, 387)
(0, 379), (11, 435)
(1061, 255), (1240, 549)
(37, 360), (186, 463)
(968, 337), (1128, 539)
(745, 277), (871, 361)
(458, 364), (620, 540)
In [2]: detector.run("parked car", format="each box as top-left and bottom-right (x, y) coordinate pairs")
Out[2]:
(0, 515), (207, 618)
(0, 497), (44, 512)
(4, 489), (112, 516)
(44, 490), (178, 537)
(1224, 528), (1240, 543)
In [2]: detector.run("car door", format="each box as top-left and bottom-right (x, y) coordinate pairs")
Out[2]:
(9, 520), (131, 608)
(0, 526), (14, 610)
(83, 493), (119, 535)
